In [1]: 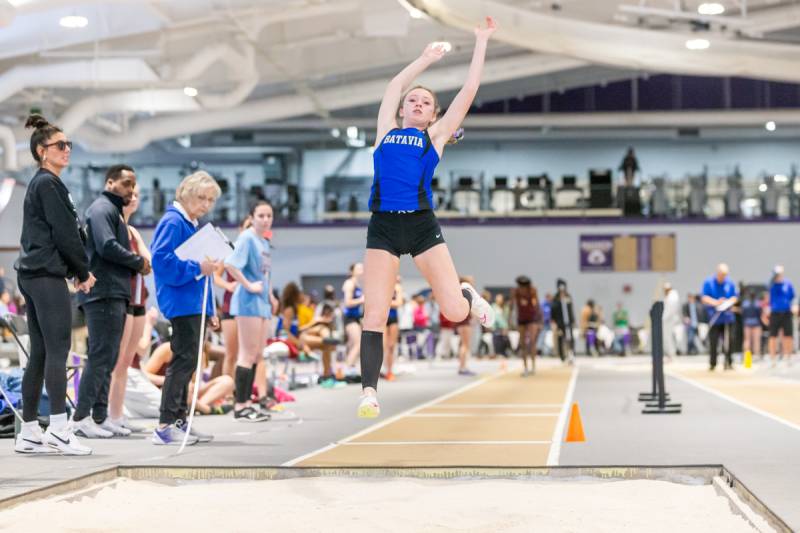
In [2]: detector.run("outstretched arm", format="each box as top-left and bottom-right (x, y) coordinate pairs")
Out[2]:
(430, 17), (497, 148)
(375, 43), (448, 144)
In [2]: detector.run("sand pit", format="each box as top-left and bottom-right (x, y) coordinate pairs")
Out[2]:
(0, 476), (759, 532)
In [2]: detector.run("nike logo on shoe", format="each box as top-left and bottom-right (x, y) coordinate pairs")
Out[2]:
(435, 234), (441, 238)
(50, 433), (70, 446)
(23, 438), (43, 445)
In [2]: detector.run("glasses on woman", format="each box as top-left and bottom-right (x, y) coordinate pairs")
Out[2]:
(42, 140), (73, 151)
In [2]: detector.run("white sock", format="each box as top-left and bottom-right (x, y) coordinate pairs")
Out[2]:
(49, 413), (68, 433)
(20, 420), (40, 438)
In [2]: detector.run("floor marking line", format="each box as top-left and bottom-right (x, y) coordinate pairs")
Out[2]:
(669, 371), (800, 433)
(338, 440), (551, 446)
(407, 413), (559, 418)
(546, 366), (579, 467)
(426, 403), (563, 408)
(282, 370), (507, 466)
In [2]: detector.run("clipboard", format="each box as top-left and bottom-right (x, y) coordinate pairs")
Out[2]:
(175, 223), (233, 263)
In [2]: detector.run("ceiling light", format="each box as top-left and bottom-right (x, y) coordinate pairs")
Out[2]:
(183, 86), (198, 97)
(775, 174), (788, 183)
(685, 38), (710, 50)
(697, 3), (725, 16)
(765, 121), (776, 132)
(59, 15), (88, 29)
(397, 0), (427, 19)
(330, 128), (341, 139)
(759, 184), (768, 193)
(346, 126), (358, 140)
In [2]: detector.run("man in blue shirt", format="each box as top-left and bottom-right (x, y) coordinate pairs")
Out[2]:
(768, 265), (795, 366)
(701, 263), (738, 370)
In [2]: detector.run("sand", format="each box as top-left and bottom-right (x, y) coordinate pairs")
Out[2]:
(0, 477), (757, 533)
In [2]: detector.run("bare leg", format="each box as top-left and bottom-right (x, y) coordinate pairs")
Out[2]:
(783, 334), (793, 362)
(752, 326), (762, 357)
(235, 316), (265, 410)
(457, 323), (472, 371)
(529, 322), (541, 372)
(518, 324), (529, 372)
(383, 322), (398, 376)
(769, 335), (778, 364)
(108, 314), (133, 420)
(413, 244), (470, 323)
(198, 376), (235, 412)
(221, 318), (238, 378)
(345, 321), (362, 368)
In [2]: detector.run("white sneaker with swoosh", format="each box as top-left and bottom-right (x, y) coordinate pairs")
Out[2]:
(461, 282), (495, 329)
(43, 426), (92, 456)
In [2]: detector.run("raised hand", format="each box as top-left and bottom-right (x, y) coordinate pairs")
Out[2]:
(421, 42), (449, 62)
(474, 16), (497, 41)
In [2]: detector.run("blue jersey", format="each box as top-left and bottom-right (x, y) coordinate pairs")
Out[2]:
(344, 286), (363, 319)
(369, 127), (440, 212)
(770, 280), (794, 312)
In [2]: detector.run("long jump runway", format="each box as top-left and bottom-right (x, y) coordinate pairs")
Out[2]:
(289, 363), (576, 467)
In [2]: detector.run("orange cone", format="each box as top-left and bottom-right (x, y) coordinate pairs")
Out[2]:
(565, 402), (586, 442)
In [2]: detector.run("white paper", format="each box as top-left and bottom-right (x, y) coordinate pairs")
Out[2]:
(715, 299), (735, 312)
(175, 223), (233, 263)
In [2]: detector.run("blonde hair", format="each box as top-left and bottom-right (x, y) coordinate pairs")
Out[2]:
(175, 170), (221, 204)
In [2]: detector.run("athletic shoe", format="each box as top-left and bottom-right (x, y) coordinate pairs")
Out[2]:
(521, 370), (531, 378)
(381, 372), (396, 382)
(458, 368), (477, 376)
(43, 427), (92, 455)
(175, 419), (214, 443)
(14, 434), (58, 455)
(233, 406), (271, 422)
(152, 424), (198, 446)
(320, 377), (346, 389)
(97, 418), (131, 437)
(357, 394), (380, 418)
(114, 416), (146, 433)
(461, 282), (495, 329)
(73, 417), (113, 439)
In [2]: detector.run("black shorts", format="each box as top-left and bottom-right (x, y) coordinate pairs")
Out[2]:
(769, 311), (793, 337)
(344, 316), (362, 326)
(367, 210), (445, 257)
(387, 315), (398, 326)
(126, 305), (146, 317)
(220, 311), (234, 321)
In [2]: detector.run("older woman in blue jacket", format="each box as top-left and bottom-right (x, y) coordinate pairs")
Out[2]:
(150, 171), (221, 446)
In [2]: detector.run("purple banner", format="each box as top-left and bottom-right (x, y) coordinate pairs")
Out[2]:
(579, 235), (614, 271)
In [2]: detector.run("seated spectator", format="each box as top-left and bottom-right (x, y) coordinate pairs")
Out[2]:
(142, 341), (233, 415)
(280, 282), (338, 383)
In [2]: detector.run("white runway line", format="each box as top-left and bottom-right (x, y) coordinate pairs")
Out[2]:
(282, 370), (506, 466)
(427, 403), (563, 408)
(338, 440), (551, 446)
(546, 366), (579, 467)
(407, 413), (559, 418)
(669, 371), (800, 433)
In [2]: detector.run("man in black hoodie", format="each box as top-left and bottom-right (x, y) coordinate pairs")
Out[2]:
(72, 165), (150, 439)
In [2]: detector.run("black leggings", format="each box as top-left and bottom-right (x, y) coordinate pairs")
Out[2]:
(18, 276), (72, 422)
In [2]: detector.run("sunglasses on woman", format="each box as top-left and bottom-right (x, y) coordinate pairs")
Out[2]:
(42, 140), (73, 151)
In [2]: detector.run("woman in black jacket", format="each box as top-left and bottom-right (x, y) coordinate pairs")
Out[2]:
(13, 114), (96, 456)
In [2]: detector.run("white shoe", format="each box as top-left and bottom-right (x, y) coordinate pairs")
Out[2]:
(114, 416), (145, 433)
(73, 417), (113, 439)
(42, 427), (92, 456)
(357, 394), (380, 419)
(461, 282), (495, 329)
(98, 418), (131, 437)
(14, 427), (58, 454)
